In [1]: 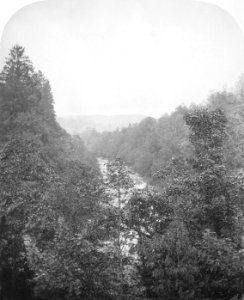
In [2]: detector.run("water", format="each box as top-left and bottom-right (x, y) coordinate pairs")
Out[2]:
(97, 157), (147, 258)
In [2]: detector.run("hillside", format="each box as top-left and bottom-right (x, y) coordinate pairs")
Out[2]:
(86, 88), (244, 181)
(57, 114), (146, 133)
(0, 45), (117, 300)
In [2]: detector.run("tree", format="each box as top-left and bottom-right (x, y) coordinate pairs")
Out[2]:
(0, 45), (41, 140)
(129, 108), (244, 299)
(0, 45), (111, 300)
(207, 89), (244, 172)
(0, 45), (47, 299)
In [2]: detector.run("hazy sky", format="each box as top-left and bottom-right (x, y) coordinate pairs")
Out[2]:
(0, 0), (244, 117)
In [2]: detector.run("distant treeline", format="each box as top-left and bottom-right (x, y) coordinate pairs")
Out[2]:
(58, 114), (146, 134)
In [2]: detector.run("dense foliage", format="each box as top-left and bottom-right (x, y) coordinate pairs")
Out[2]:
(84, 82), (244, 182)
(128, 108), (244, 299)
(0, 46), (117, 300)
(82, 108), (190, 180)
(1, 45), (244, 300)
(83, 78), (244, 299)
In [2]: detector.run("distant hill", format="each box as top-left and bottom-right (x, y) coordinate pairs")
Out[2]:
(57, 114), (147, 134)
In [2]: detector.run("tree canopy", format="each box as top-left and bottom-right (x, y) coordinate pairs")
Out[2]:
(1, 45), (244, 300)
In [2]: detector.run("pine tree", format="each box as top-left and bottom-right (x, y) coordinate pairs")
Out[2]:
(0, 45), (59, 300)
(0, 45), (41, 140)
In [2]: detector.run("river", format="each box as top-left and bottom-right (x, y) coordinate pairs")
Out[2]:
(97, 157), (148, 258)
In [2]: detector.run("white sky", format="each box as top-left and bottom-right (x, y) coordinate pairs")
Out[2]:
(0, 0), (244, 117)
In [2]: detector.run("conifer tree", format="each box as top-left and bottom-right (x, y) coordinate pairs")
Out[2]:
(0, 45), (41, 140)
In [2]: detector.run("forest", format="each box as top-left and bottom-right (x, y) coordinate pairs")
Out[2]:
(1, 45), (244, 300)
